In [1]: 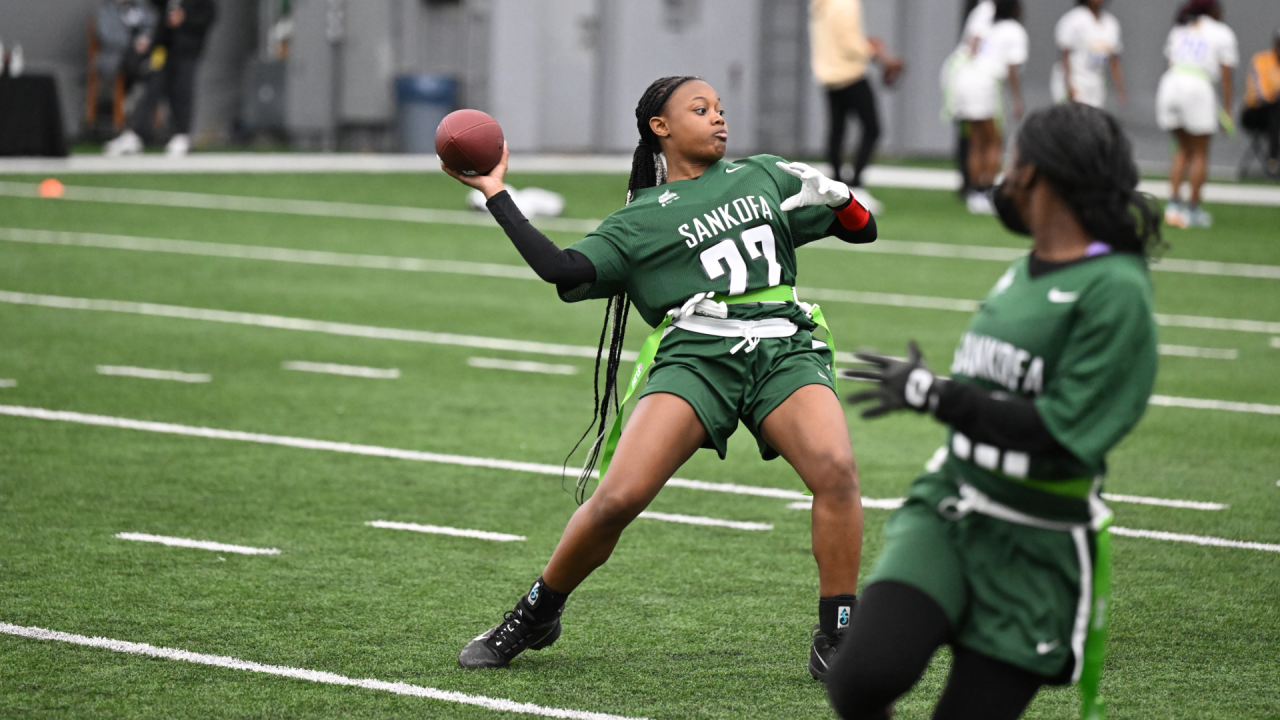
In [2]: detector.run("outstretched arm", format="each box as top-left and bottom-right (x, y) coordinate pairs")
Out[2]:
(443, 144), (596, 287)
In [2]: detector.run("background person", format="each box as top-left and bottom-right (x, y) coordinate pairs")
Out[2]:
(442, 76), (878, 678)
(1242, 28), (1280, 174)
(93, 0), (157, 129)
(945, 0), (1027, 215)
(104, 0), (216, 157)
(810, 0), (904, 215)
(1156, 0), (1237, 229)
(827, 102), (1161, 720)
(1052, 0), (1126, 108)
(950, 0), (995, 199)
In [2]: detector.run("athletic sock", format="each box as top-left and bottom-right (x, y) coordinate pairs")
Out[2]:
(519, 577), (570, 623)
(819, 594), (858, 636)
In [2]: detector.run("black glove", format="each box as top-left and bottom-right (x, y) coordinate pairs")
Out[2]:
(844, 341), (942, 419)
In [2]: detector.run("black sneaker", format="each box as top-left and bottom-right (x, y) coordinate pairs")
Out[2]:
(458, 604), (562, 669)
(808, 624), (843, 681)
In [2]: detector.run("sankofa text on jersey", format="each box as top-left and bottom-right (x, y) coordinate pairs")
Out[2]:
(951, 332), (1045, 396)
(677, 195), (775, 249)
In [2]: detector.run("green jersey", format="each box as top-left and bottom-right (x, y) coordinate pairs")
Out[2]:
(566, 155), (838, 327)
(945, 252), (1158, 509)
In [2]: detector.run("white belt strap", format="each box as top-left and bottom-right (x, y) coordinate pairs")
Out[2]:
(938, 479), (1091, 532)
(670, 314), (799, 354)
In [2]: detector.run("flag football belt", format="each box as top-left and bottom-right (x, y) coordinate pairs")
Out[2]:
(938, 479), (1114, 720)
(597, 285), (836, 478)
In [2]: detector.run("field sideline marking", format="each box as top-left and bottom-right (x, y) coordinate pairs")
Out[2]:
(0, 379), (16, 388)
(636, 512), (772, 531)
(0, 404), (1238, 513)
(3, 230), (1278, 334)
(790, 493), (1228, 512)
(1156, 344), (1237, 360)
(283, 361), (400, 379)
(115, 532), (280, 555)
(3, 292), (1277, 411)
(0, 622), (644, 720)
(1109, 527), (1280, 553)
(468, 357), (579, 376)
(96, 365), (211, 383)
(365, 520), (525, 542)
(5, 226), (1279, 289)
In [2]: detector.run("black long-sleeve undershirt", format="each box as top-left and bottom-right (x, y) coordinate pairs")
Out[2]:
(485, 189), (878, 289)
(931, 379), (1068, 455)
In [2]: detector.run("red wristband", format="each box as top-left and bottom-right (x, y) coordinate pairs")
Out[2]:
(834, 196), (870, 231)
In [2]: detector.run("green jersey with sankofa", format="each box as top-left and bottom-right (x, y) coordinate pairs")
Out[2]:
(566, 155), (838, 327)
(945, 252), (1158, 503)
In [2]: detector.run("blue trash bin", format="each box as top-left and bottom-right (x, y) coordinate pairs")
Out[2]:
(395, 75), (458, 154)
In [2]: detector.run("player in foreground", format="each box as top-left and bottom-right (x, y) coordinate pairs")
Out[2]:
(441, 75), (877, 677)
(828, 103), (1160, 719)
(1157, 0), (1238, 228)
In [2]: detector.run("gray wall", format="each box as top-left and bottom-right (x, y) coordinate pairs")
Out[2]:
(5, 0), (1278, 175)
(0, 0), (256, 142)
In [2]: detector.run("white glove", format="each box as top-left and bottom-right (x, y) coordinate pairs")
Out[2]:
(775, 161), (852, 211)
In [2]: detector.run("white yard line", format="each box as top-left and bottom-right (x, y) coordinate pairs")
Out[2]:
(636, 512), (772, 531)
(0, 182), (600, 235)
(1157, 344), (1238, 360)
(0, 622), (644, 720)
(0, 379), (15, 388)
(96, 365), (211, 383)
(1270, 337), (1280, 349)
(11, 225), (1280, 284)
(365, 520), (524, 542)
(4, 230), (1279, 334)
(1, 157), (1276, 206)
(114, 532), (279, 555)
(0, 291), (635, 362)
(1149, 395), (1280, 415)
(1110, 527), (1280, 553)
(0, 228), (540, 281)
(282, 361), (400, 379)
(468, 357), (578, 376)
(788, 493), (1226, 512)
(0, 404), (1241, 524)
(808, 238), (1280, 281)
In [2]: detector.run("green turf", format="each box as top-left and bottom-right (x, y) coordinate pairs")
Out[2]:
(0, 172), (1277, 719)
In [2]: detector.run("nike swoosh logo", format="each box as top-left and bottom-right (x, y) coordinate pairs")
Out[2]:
(1048, 288), (1079, 303)
(1036, 640), (1060, 655)
(725, 165), (746, 173)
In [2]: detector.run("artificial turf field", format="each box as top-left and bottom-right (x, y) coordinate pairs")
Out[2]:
(0, 168), (1277, 719)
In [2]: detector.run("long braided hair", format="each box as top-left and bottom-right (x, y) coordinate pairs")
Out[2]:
(1015, 103), (1165, 259)
(566, 75), (698, 504)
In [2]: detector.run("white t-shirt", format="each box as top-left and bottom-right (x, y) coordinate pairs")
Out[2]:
(1055, 7), (1122, 94)
(1164, 16), (1239, 83)
(973, 19), (1028, 81)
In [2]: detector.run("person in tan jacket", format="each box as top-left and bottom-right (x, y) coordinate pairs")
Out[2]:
(810, 0), (903, 213)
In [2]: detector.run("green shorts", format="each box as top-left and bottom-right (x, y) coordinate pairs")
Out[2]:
(639, 327), (836, 460)
(866, 470), (1090, 679)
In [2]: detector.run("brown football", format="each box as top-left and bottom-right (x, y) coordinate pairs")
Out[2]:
(435, 109), (504, 176)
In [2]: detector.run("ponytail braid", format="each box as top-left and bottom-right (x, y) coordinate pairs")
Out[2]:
(565, 75), (697, 504)
(1015, 103), (1165, 260)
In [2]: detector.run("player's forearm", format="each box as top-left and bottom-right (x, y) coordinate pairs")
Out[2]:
(1221, 66), (1233, 111)
(1110, 56), (1126, 97)
(931, 380), (1065, 454)
(486, 191), (597, 285)
(826, 197), (877, 244)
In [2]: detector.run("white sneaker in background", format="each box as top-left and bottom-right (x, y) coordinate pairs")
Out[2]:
(1187, 205), (1213, 228)
(851, 186), (883, 215)
(966, 191), (993, 215)
(1163, 201), (1188, 229)
(104, 130), (143, 157)
(165, 134), (190, 157)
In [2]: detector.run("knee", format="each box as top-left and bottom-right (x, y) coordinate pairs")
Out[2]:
(585, 488), (645, 532)
(809, 448), (859, 502)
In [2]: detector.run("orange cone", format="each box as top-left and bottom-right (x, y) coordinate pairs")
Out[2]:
(38, 178), (64, 198)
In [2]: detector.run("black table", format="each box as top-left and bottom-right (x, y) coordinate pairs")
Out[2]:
(0, 75), (68, 157)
